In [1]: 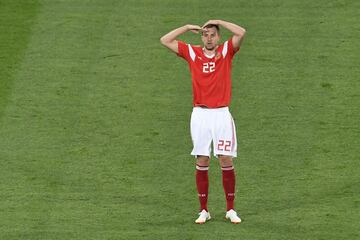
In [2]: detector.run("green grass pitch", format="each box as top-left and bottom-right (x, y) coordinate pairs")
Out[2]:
(0, 0), (359, 239)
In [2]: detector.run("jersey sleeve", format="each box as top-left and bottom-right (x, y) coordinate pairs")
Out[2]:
(177, 41), (190, 61)
(227, 37), (240, 58)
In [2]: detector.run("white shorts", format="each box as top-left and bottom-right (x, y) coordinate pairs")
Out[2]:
(190, 106), (237, 158)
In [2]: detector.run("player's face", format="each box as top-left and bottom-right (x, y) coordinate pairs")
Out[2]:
(201, 27), (220, 51)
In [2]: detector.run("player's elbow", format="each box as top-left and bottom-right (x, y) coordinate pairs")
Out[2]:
(160, 37), (175, 49)
(239, 28), (246, 37)
(160, 36), (167, 46)
(236, 28), (246, 38)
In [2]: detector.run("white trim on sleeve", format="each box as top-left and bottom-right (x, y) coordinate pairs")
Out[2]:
(188, 44), (196, 61)
(222, 41), (228, 58)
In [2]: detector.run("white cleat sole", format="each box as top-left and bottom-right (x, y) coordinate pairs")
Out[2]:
(195, 217), (211, 224)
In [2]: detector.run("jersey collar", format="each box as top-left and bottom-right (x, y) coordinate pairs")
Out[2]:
(202, 46), (219, 59)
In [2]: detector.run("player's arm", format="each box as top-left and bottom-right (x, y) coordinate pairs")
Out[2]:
(160, 24), (202, 53)
(203, 20), (246, 49)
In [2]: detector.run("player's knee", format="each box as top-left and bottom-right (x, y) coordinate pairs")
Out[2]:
(196, 155), (210, 166)
(219, 155), (233, 167)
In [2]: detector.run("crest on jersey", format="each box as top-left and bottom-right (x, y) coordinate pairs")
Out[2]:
(215, 52), (221, 60)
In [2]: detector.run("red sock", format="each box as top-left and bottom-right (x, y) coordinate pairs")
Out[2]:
(222, 166), (235, 211)
(196, 164), (209, 212)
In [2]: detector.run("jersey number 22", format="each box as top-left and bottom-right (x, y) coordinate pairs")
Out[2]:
(203, 62), (215, 73)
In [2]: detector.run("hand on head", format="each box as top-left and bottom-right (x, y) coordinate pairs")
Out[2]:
(187, 24), (202, 34)
(188, 20), (220, 34)
(202, 20), (220, 29)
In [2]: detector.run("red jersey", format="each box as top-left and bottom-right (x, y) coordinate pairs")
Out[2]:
(177, 38), (239, 108)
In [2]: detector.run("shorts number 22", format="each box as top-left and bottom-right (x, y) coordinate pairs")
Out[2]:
(218, 140), (231, 151)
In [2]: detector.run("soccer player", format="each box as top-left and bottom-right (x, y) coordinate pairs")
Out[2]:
(160, 20), (246, 224)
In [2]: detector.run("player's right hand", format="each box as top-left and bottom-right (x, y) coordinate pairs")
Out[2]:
(187, 24), (202, 34)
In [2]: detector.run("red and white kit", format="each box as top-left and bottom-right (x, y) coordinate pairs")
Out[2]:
(177, 38), (239, 157)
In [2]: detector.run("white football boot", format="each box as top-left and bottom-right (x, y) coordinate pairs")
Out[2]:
(195, 209), (211, 224)
(225, 209), (242, 224)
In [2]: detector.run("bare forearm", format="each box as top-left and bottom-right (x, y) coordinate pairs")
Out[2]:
(160, 25), (189, 44)
(217, 20), (246, 37)
(160, 24), (201, 53)
(203, 19), (246, 49)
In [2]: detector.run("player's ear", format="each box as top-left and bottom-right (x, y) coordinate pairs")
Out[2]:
(216, 30), (220, 38)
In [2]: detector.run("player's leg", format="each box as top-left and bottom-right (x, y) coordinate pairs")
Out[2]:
(212, 108), (237, 211)
(219, 155), (236, 211)
(212, 108), (241, 223)
(219, 155), (241, 224)
(195, 155), (211, 224)
(196, 155), (210, 212)
(190, 107), (212, 223)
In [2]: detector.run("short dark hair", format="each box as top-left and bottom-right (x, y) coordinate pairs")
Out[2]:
(203, 24), (220, 34)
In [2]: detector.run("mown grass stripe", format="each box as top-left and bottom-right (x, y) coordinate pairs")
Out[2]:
(0, 0), (41, 120)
